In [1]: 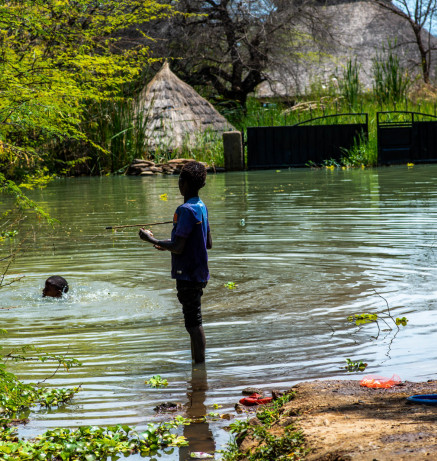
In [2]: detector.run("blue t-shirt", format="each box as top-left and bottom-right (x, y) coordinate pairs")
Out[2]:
(171, 197), (210, 282)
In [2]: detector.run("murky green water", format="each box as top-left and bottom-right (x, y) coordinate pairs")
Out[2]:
(2, 166), (437, 459)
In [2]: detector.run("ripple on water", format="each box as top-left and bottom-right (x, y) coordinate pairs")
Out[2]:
(1, 167), (437, 457)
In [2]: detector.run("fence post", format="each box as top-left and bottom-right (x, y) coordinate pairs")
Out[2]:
(223, 131), (244, 171)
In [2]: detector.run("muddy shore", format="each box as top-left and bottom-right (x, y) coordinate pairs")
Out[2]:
(237, 379), (437, 460)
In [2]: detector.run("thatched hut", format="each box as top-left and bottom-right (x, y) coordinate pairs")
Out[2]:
(137, 62), (235, 152)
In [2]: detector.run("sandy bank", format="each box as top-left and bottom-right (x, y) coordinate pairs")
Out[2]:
(237, 379), (437, 460)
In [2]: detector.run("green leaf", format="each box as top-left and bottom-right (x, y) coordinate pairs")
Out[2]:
(145, 375), (168, 388)
(347, 313), (378, 326)
(395, 316), (408, 326)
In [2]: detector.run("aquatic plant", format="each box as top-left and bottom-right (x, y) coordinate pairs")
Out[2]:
(344, 358), (368, 372)
(321, 158), (340, 168)
(344, 290), (409, 371)
(0, 335), (188, 459)
(347, 313), (379, 326)
(0, 340), (82, 421)
(347, 299), (409, 338)
(145, 375), (169, 388)
(224, 282), (237, 290)
(395, 317), (408, 326)
(0, 422), (188, 460)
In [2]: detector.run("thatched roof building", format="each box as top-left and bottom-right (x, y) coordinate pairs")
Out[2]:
(137, 62), (235, 151)
(257, 0), (437, 97)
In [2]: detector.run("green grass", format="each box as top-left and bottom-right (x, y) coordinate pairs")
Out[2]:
(54, 77), (437, 173)
(71, 96), (226, 172)
(223, 95), (437, 167)
(61, 92), (437, 172)
(372, 41), (412, 105)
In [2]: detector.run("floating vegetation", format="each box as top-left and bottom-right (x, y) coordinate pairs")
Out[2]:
(344, 358), (368, 372)
(145, 375), (169, 388)
(224, 282), (237, 290)
(0, 422), (188, 460)
(0, 340), (186, 460)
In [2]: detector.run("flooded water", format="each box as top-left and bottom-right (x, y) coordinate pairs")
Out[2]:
(2, 166), (437, 459)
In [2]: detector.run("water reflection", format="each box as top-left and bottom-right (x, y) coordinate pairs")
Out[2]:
(179, 365), (215, 461)
(1, 167), (437, 458)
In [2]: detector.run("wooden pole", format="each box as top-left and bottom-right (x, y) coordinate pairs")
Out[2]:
(106, 221), (173, 230)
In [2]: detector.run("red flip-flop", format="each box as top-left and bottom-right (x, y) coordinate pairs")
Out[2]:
(239, 393), (273, 406)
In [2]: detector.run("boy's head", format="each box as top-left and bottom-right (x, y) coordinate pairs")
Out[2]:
(179, 161), (207, 194)
(42, 276), (69, 298)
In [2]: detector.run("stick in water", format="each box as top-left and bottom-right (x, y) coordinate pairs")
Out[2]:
(106, 221), (173, 230)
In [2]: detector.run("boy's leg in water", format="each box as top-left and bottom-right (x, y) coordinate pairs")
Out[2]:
(187, 325), (206, 364)
(176, 280), (207, 363)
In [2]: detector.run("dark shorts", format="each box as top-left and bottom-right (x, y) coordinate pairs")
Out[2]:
(176, 280), (207, 329)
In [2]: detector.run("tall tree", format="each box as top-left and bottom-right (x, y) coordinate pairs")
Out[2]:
(148, 0), (324, 109)
(0, 0), (176, 262)
(0, 0), (175, 179)
(372, 0), (437, 83)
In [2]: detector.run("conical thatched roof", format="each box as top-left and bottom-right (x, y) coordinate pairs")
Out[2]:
(137, 62), (235, 151)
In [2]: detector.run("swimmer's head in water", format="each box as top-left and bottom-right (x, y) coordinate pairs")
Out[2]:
(42, 276), (69, 298)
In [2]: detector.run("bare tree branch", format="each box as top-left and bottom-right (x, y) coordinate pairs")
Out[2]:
(372, 0), (437, 83)
(141, 0), (327, 108)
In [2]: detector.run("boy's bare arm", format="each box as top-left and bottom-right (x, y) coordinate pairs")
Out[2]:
(139, 229), (187, 254)
(207, 230), (212, 249)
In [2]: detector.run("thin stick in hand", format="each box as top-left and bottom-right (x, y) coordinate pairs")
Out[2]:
(105, 221), (173, 230)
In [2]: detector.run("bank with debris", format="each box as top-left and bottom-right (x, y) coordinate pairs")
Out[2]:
(228, 379), (437, 460)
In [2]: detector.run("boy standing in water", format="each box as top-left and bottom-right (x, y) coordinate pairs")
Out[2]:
(139, 161), (212, 363)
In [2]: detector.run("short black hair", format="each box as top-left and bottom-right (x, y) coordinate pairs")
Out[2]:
(179, 161), (207, 191)
(46, 276), (69, 294)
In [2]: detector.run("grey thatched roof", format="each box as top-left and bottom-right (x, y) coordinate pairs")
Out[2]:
(137, 62), (235, 151)
(257, 0), (437, 97)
